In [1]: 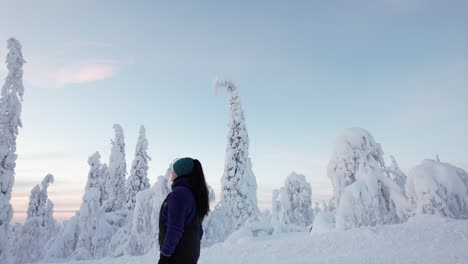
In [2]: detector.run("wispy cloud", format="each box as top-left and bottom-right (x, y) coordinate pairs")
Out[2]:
(21, 40), (130, 88)
(55, 60), (119, 87)
(25, 58), (123, 88)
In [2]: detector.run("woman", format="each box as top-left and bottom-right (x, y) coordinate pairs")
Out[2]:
(158, 157), (210, 264)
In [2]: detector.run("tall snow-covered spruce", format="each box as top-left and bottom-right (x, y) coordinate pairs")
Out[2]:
(88, 125), (128, 259)
(203, 80), (258, 246)
(125, 125), (150, 210)
(0, 38), (25, 264)
(327, 128), (409, 230)
(105, 124), (127, 211)
(73, 152), (107, 259)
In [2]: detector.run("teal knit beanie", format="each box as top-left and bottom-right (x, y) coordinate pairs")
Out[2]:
(172, 157), (195, 177)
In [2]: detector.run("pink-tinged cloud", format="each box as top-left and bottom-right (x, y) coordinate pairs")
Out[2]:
(24, 59), (123, 88)
(55, 61), (118, 86)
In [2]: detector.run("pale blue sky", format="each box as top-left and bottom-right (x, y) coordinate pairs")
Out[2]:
(1, 0), (467, 222)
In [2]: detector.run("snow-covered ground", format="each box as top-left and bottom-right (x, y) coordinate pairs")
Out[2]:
(41, 215), (468, 264)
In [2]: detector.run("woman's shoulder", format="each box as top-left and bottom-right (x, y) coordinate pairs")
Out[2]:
(169, 186), (193, 201)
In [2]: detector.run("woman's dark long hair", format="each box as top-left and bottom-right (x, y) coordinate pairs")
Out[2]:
(190, 159), (210, 219)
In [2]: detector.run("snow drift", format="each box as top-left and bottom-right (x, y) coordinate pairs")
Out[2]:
(40, 215), (468, 264)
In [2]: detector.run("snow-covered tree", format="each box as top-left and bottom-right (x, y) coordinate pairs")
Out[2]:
(72, 127), (131, 259)
(285, 172), (313, 226)
(46, 152), (108, 260)
(327, 128), (385, 207)
(105, 124), (127, 212)
(385, 155), (407, 195)
(45, 216), (79, 260)
(203, 80), (259, 246)
(406, 159), (468, 219)
(90, 130), (129, 259)
(8, 222), (22, 261)
(100, 163), (110, 202)
(73, 152), (106, 259)
(15, 174), (60, 264)
(313, 202), (321, 214)
(0, 38), (25, 264)
(329, 128), (410, 230)
(26, 185), (41, 219)
(109, 164), (172, 257)
(125, 125), (150, 210)
(73, 188), (101, 260)
(86, 152), (107, 205)
(271, 172), (313, 232)
(271, 188), (288, 232)
(127, 174), (170, 255)
(320, 200), (331, 212)
(207, 184), (216, 206)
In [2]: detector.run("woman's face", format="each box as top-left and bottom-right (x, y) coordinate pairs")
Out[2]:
(171, 170), (177, 181)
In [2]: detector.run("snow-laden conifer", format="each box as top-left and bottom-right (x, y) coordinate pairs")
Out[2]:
(406, 159), (468, 219)
(272, 172), (313, 232)
(15, 175), (59, 264)
(203, 80), (258, 246)
(125, 126), (150, 210)
(329, 128), (409, 229)
(105, 124), (127, 212)
(109, 164), (172, 257)
(385, 155), (407, 195)
(0, 38), (25, 264)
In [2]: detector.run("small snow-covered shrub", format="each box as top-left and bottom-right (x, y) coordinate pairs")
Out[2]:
(311, 211), (335, 234)
(224, 215), (273, 245)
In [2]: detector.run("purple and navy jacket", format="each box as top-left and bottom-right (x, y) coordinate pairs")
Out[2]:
(159, 176), (203, 257)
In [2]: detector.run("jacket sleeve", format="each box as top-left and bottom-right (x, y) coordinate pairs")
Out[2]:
(160, 189), (189, 256)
